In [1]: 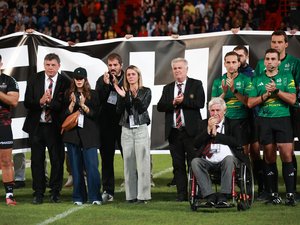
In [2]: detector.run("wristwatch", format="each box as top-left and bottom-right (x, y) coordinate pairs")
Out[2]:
(233, 89), (238, 94)
(273, 89), (279, 94)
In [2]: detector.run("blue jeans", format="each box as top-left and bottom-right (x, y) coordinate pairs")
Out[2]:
(66, 143), (102, 203)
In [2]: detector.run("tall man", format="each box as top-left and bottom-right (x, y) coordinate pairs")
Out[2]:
(212, 51), (251, 152)
(23, 53), (70, 204)
(157, 57), (205, 201)
(255, 30), (300, 198)
(0, 55), (19, 205)
(95, 53), (124, 202)
(233, 45), (265, 199)
(248, 48), (296, 206)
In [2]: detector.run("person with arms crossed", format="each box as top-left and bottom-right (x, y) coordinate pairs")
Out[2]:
(0, 54), (19, 205)
(157, 57), (205, 201)
(115, 65), (152, 203)
(248, 48), (296, 206)
(23, 53), (70, 204)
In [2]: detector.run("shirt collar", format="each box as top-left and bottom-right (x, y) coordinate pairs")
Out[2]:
(45, 73), (58, 83)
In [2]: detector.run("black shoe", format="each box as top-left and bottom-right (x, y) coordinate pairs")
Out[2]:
(50, 195), (61, 203)
(32, 196), (43, 204)
(257, 190), (269, 201)
(127, 199), (137, 203)
(264, 193), (282, 205)
(176, 193), (188, 202)
(216, 201), (231, 208)
(167, 178), (176, 187)
(285, 193), (296, 206)
(203, 193), (216, 207)
(14, 181), (25, 189)
(217, 193), (227, 203)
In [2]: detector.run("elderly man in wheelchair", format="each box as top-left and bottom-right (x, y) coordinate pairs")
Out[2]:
(190, 97), (253, 210)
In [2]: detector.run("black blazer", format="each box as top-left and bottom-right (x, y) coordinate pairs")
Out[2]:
(193, 118), (248, 164)
(23, 71), (70, 134)
(62, 90), (100, 149)
(157, 77), (205, 139)
(194, 118), (240, 150)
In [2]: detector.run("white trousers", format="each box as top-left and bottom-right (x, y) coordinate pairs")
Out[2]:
(121, 124), (151, 201)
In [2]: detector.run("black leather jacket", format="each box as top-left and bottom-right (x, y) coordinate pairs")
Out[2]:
(117, 87), (151, 128)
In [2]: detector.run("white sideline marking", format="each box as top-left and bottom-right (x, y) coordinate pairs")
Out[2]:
(36, 166), (173, 225)
(36, 204), (90, 225)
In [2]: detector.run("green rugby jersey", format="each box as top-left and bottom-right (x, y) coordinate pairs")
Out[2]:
(255, 54), (300, 107)
(248, 70), (296, 117)
(211, 73), (251, 119)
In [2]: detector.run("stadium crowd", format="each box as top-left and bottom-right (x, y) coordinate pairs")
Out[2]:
(0, 0), (298, 42)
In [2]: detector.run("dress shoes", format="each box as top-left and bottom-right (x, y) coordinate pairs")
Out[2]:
(176, 194), (188, 202)
(14, 181), (25, 189)
(50, 195), (61, 203)
(32, 196), (43, 204)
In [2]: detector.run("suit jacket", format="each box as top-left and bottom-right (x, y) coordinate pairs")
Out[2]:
(23, 71), (70, 134)
(62, 90), (100, 148)
(194, 118), (248, 165)
(95, 71), (124, 125)
(157, 77), (205, 139)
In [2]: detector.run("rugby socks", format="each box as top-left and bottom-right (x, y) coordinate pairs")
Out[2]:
(253, 159), (265, 192)
(265, 163), (278, 193)
(4, 181), (14, 197)
(292, 154), (297, 192)
(282, 162), (295, 194)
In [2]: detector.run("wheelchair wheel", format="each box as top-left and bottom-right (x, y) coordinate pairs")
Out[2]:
(238, 162), (254, 210)
(188, 168), (198, 211)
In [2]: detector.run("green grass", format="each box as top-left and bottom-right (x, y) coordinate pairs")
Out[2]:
(0, 154), (299, 225)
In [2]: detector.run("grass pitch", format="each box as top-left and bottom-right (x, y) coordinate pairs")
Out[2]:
(0, 154), (299, 225)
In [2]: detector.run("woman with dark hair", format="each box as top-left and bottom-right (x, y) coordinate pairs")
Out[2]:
(63, 67), (102, 205)
(114, 65), (152, 204)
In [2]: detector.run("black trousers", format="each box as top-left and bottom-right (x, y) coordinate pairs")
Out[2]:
(30, 123), (64, 197)
(99, 119), (122, 196)
(168, 128), (195, 199)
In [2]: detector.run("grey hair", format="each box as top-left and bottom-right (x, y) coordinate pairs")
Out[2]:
(208, 97), (227, 111)
(171, 57), (188, 68)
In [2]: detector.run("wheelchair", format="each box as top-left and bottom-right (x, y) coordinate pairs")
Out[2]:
(188, 151), (254, 211)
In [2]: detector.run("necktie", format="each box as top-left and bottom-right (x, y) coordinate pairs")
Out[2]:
(175, 83), (183, 128)
(202, 125), (219, 158)
(45, 78), (53, 122)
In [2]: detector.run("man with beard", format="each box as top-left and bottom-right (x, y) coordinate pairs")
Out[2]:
(96, 53), (124, 202)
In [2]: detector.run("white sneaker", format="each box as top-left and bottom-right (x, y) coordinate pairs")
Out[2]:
(74, 201), (83, 206)
(151, 178), (155, 187)
(102, 191), (114, 202)
(92, 200), (102, 205)
(64, 175), (73, 187)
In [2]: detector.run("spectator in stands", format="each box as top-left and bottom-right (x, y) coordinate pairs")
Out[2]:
(83, 16), (96, 32)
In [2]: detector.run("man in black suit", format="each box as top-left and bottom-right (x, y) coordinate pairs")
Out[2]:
(157, 57), (205, 201)
(23, 53), (70, 204)
(191, 97), (240, 207)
